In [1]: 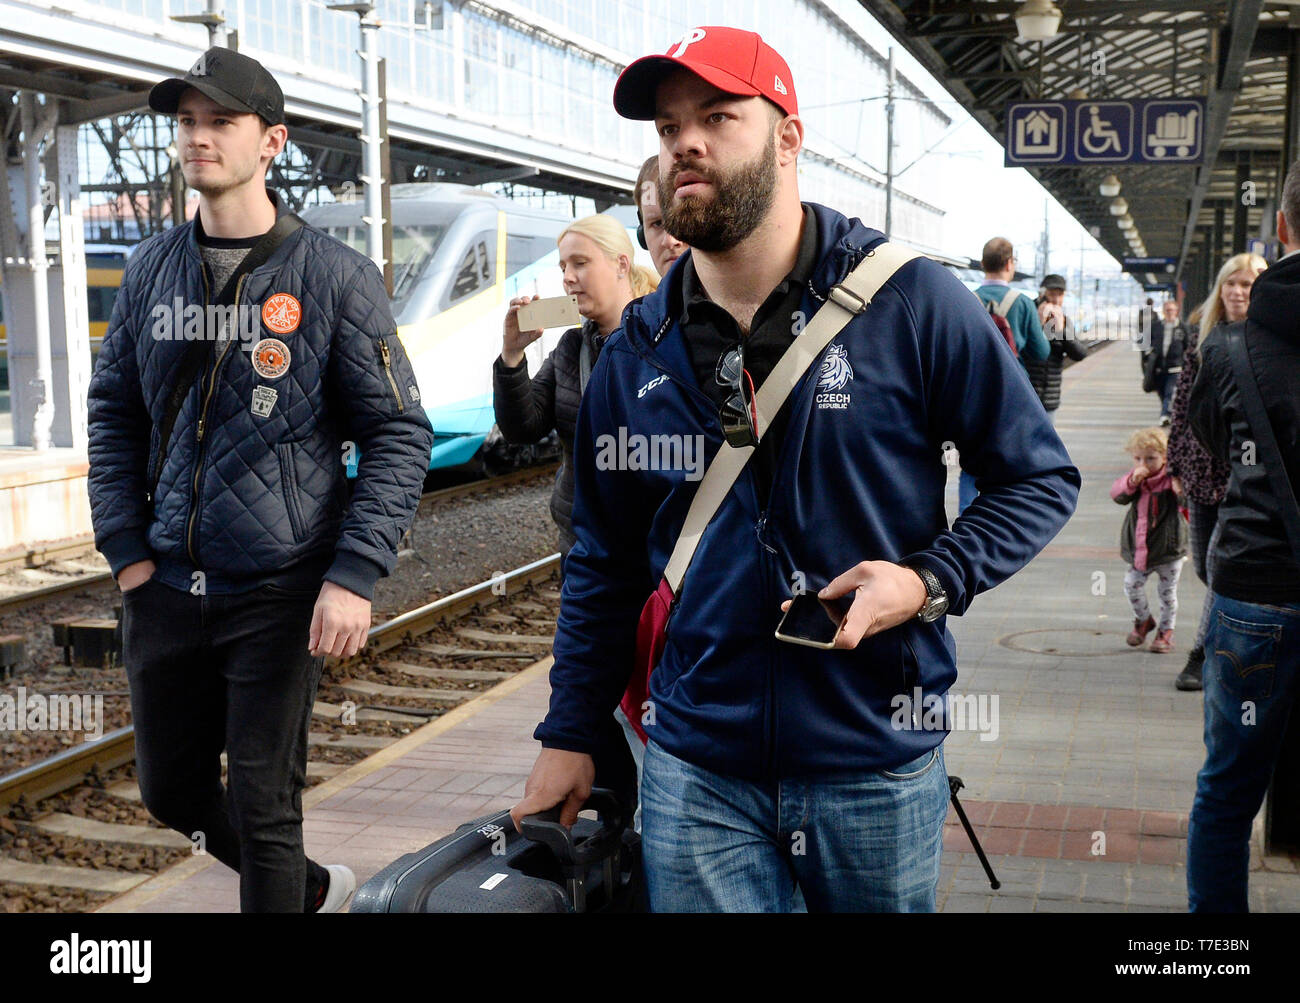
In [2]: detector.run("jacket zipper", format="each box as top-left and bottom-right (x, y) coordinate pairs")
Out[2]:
(379, 338), (405, 413)
(186, 271), (249, 565)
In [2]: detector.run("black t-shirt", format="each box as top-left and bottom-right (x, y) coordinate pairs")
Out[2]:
(194, 211), (263, 295)
(681, 205), (819, 503)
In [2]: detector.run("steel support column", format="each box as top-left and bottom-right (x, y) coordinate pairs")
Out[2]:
(52, 123), (89, 450)
(1234, 157), (1252, 256)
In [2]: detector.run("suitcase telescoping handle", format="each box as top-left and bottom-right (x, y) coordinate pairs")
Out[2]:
(519, 788), (627, 911)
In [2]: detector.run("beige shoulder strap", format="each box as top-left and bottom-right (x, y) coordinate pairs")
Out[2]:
(662, 241), (920, 592)
(994, 287), (1020, 318)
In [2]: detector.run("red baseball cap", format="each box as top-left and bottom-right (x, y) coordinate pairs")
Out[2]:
(613, 26), (798, 121)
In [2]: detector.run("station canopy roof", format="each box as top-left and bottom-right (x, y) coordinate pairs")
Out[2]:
(858, 1), (1296, 284)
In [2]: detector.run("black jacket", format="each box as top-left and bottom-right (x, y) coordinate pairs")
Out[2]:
(1161, 320), (1189, 375)
(492, 319), (605, 554)
(87, 191), (434, 600)
(1189, 253), (1300, 603)
(1023, 303), (1088, 411)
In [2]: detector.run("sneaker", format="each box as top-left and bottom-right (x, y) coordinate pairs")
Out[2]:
(316, 864), (356, 914)
(1126, 615), (1156, 646)
(1160, 414), (1171, 426)
(1175, 646), (1204, 691)
(1149, 629), (1175, 654)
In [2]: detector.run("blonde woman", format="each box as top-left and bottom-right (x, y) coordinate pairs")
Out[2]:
(493, 213), (659, 557)
(1166, 252), (1267, 690)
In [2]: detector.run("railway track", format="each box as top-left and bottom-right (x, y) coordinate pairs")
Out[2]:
(0, 553), (563, 912)
(0, 462), (559, 616)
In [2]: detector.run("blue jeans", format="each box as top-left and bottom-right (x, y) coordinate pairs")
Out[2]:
(958, 470), (978, 513)
(641, 739), (949, 912)
(1187, 592), (1300, 912)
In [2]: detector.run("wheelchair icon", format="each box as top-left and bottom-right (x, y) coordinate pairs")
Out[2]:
(1081, 105), (1122, 155)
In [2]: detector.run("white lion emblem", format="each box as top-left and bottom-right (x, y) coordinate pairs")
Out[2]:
(816, 343), (854, 392)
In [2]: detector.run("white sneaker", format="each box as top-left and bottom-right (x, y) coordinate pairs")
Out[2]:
(317, 864), (356, 913)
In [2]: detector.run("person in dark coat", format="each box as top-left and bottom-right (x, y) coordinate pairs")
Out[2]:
(1139, 296), (1164, 388)
(492, 213), (659, 557)
(1026, 273), (1088, 422)
(1184, 161), (1300, 911)
(493, 213), (660, 823)
(1166, 251), (1267, 689)
(1157, 299), (1189, 424)
(87, 50), (433, 914)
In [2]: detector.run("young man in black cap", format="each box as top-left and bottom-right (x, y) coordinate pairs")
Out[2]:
(87, 48), (434, 912)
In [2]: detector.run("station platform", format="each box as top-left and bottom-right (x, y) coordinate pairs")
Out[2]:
(0, 447), (94, 559)
(99, 341), (1300, 913)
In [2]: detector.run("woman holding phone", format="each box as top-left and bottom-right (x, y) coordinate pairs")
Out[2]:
(495, 214), (658, 827)
(493, 213), (658, 558)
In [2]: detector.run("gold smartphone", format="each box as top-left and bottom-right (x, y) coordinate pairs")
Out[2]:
(516, 295), (581, 331)
(774, 592), (849, 649)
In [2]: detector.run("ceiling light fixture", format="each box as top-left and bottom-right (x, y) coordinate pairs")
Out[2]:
(1015, 0), (1064, 43)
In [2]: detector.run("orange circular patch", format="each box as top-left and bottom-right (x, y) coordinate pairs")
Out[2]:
(261, 292), (301, 334)
(251, 338), (291, 380)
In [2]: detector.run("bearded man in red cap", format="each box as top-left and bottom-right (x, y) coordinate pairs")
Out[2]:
(512, 27), (1079, 912)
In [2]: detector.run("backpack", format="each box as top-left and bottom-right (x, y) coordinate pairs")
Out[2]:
(986, 293), (1019, 358)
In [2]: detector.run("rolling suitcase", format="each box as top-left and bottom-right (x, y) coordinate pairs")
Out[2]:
(351, 789), (642, 913)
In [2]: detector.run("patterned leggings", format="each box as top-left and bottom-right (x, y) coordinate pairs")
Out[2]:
(1124, 558), (1185, 631)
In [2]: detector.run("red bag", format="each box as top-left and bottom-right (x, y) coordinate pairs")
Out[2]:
(621, 577), (674, 744)
(986, 299), (1019, 357)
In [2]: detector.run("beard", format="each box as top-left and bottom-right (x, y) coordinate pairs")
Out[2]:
(184, 154), (260, 198)
(658, 140), (778, 253)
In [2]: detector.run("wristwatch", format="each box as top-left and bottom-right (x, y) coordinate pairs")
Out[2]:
(904, 565), (948, 622)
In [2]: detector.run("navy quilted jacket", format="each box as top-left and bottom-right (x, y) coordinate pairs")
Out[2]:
(87, 193), (433, 600)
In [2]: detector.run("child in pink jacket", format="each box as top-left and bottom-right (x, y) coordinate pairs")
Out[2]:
(1111, 427), (1189, 653)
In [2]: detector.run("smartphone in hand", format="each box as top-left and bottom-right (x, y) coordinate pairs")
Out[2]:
(775, 592), (851, 649)
(516, 294), (581, 332)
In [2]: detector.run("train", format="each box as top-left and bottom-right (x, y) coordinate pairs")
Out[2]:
(300, 184), (580, 471)
(2, 192), (1071, 472)
(0, 243), (128, 392)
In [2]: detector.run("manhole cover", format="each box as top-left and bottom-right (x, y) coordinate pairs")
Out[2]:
(997, 628), (1132, 657)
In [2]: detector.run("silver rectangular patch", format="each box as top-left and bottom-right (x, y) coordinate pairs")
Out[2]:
(250, 385), (278, 418)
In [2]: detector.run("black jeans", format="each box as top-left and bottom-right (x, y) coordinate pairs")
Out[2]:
(121, 578), (328, 912)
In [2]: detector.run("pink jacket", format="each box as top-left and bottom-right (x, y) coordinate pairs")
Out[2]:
(1110, 466), (1186, 572)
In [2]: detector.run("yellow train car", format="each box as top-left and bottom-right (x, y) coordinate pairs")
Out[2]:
(0, 244), (126, 388)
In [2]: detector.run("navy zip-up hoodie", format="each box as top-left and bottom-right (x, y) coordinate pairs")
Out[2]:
(535, 205), (1080, 780)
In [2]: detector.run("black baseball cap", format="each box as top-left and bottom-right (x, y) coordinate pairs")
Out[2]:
(1041, 273), (1068, 291)
(149, 47), (285, 126)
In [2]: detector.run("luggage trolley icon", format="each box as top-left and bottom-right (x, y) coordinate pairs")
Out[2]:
(1147, 107), (1200, 159)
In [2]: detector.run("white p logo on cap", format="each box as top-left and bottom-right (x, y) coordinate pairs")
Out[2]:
(671, 28), (707, 58)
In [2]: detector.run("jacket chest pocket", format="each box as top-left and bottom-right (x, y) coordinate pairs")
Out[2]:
(277, 442), (308, 543)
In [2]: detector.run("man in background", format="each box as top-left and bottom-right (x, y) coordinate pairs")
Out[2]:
(1025, 273), (1088, 424)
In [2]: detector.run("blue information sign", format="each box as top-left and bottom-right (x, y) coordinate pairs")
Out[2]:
(1006, 98), (1205, 166)
(1122, 257), (1177, 274)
